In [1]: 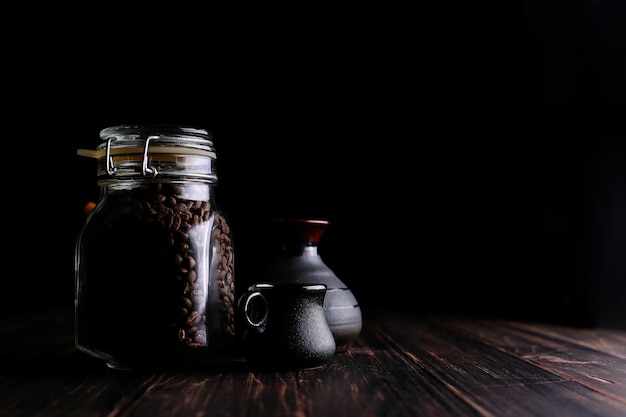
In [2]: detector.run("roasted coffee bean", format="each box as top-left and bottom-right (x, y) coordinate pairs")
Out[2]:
(187, 311), (201, 327)
(193, 330), (207, 344)
(174, 230), (188, 243)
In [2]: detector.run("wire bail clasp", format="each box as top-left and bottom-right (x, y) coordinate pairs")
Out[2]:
(105, 137), (117, 176)
(142, 136), (159, 177)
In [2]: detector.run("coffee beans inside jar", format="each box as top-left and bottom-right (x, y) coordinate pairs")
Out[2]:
(75, 125), (235, 370)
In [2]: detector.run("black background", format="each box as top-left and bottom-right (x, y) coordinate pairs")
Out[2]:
(3, 1), (625, 327)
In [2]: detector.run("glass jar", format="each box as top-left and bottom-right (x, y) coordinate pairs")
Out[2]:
(75, 125), (235, 370)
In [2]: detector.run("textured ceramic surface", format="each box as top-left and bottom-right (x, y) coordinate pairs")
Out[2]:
(238, 283), (336, 370)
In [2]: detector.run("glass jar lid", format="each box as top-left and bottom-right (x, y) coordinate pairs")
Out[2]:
(77, 125), (218, 182)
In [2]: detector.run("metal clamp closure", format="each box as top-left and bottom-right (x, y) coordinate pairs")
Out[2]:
(104, 136), (160, 177)
(105, 137), (116, 176)
(142, 136), (159, 177)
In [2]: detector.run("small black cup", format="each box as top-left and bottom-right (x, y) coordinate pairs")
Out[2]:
(237, 283), (336, 370)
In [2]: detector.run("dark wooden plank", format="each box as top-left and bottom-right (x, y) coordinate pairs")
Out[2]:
(430, 316), (626, 405)
(3, 310), (626, 417)
(0, 311), (159, 417)
(508, 321), (626, 359)
(366, 312), (626, 417)
(3, 312), (427, 417)
(116, 328), (481, 417)
(121, 365), (405, 417)
(0, 310), (76, 365)
(346, 327), (483, 417)
(0, 365), (158, 417)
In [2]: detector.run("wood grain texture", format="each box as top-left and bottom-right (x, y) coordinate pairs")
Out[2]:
(430, 317), (626, 402)
(1, 310), (625, 417)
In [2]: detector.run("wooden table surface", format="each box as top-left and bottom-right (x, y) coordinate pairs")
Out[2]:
(1, 309), (625, 417)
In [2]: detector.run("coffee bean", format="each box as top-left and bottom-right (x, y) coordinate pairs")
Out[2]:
(187, 311), (201, 326)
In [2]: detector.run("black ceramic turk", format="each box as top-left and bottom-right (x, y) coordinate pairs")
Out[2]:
(74, 125), (235, 370)
(238, 282), (336, 370)
(258, 218), (362, 352)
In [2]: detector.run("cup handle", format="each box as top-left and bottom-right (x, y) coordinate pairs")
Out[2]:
(239, 290), (269, 333)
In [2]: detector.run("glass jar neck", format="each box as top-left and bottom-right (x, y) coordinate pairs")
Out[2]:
(100, 180), (215, 202)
